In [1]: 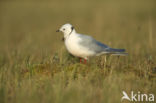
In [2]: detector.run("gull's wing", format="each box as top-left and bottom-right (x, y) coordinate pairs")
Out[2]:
(77, 34), (125, 54)
(77, 34), (109, 53)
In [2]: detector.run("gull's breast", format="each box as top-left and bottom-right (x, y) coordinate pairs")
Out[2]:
(65, 35), (95, 58)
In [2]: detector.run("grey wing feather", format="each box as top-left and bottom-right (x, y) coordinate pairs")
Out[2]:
(78, 34), (109, 53)
(105, 48), (125, 52)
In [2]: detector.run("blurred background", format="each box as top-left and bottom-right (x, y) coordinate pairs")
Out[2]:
(0, 0), (156, 58)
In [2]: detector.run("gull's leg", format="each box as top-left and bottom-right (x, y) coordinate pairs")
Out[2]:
(80, 58), (82, 63)
(84, 59), (87, 64)
(79, 58), (87, 64)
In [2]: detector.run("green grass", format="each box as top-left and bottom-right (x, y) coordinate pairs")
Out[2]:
(0, 0), (156, 103)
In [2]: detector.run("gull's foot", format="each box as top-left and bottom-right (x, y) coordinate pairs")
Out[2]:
(80, 58), (87, 64)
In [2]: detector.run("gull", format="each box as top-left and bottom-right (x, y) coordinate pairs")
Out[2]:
(56, 23), (127, 63)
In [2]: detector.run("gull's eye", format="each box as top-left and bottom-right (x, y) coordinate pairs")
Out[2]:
(63, 28), (65, 31)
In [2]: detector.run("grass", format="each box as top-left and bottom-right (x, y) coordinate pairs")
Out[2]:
(0, 0), (156, 103)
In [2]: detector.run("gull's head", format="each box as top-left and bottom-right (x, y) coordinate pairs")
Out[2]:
(56, 23), (75, 37)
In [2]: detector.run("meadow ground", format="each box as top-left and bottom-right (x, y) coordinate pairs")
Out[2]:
(0, 0), (156, 103)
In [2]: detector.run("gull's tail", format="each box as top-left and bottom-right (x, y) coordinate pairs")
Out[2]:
(104, 48), (128, 56)
(110, 52), (128, 56)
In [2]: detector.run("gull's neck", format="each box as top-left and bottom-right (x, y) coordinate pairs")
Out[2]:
(64, 29), (76, 40)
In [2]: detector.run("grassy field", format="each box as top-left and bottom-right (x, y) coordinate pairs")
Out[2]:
(0, 0), (156, 103)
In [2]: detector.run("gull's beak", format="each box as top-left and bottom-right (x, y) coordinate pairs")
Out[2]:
(56, 29), (60, 32)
